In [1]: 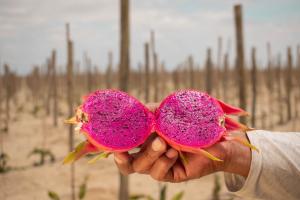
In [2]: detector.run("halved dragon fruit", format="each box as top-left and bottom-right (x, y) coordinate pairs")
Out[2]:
(64, 89), (258, 164)
(64, 90), (154, 164)
(155, 90), (258, 161)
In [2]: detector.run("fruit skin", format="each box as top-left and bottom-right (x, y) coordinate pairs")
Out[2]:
(154, 90), (257, 161)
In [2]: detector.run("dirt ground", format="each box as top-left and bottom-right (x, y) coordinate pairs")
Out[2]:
(1, 88), (299, 200)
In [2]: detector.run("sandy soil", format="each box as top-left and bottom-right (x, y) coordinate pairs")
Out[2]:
(1, 88), (299, 200)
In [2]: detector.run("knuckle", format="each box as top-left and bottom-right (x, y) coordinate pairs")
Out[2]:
(151, 172), (163, 182)
(173, 172), (182, 183)
(150, 159), (169, 181)
(173, 170), (187, 183)
(132, 162), (147, 173)
(144, 149), (157, 159)
(185, 167), (195, 178)
(157, 157), (169, 167)
(132, 164), (142, 173)
(173, 177), (182, 183)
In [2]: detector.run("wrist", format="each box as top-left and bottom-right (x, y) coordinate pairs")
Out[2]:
(223, 132), (252, 178)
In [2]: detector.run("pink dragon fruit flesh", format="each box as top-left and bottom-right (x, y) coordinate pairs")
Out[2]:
(64, 90), (154, 164)
(155, 90), (258, 162)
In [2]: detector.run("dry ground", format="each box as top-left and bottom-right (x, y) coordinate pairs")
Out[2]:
(0, 89), (299, 200)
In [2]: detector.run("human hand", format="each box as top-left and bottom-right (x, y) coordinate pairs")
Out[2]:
(114, 103), (252, 183)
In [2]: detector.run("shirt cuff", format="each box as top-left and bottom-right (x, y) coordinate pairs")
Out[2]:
(224, 130), (263, 197)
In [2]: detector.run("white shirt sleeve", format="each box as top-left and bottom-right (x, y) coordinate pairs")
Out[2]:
(224, 130), (300, 200)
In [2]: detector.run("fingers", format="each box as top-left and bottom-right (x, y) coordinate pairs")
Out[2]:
(132, 137), (167, 173)
(114, 152), (134, 175)
(149, 148), (178, 182)
(145, 102), (160, 112)
(172, 162), (188, 183)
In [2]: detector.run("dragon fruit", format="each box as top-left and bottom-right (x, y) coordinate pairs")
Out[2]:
(64, 89), (258, 164)
(63, 89), (154, 164)
(155, 90), (258, 162)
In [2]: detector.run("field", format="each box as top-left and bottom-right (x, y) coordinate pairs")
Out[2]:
(1, 1), (300, 200)
(1, 67), (299, 200)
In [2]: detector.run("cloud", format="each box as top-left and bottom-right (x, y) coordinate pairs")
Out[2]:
(0, 0), (299, 74)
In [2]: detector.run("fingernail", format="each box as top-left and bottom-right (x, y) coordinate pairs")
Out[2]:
(166, 149), (177, 159)
(152, 137), (163, 151)
(115, 156), (123, 164)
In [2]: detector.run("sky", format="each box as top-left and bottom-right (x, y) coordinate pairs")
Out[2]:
(0, 0), (300, 74)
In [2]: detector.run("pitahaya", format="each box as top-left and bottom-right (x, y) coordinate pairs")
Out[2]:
(63, 90), (154, 164)
(155, 90), (258, 162)
(64, 89), (258, 164)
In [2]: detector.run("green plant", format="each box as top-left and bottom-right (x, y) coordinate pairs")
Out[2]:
(48, 191), (60, 200)
(212, 174), (221, 200)
(130, 185), (184, 200)
(0, 152), (10, 173)
(78, 176), (88, 200)
(130, 194), (154, 200)
(31, 105), (41, 117)
(1, 126), (9, 133)
(160, 185), (167, 200)
(171, 191), (184, 200)
(48, 176), (88, 200)
(28, 148), (55, 166)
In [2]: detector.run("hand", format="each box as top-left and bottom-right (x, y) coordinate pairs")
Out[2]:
(114, 103), (252, 183)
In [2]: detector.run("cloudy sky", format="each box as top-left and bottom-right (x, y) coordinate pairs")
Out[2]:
(0, 0), (299, 74)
